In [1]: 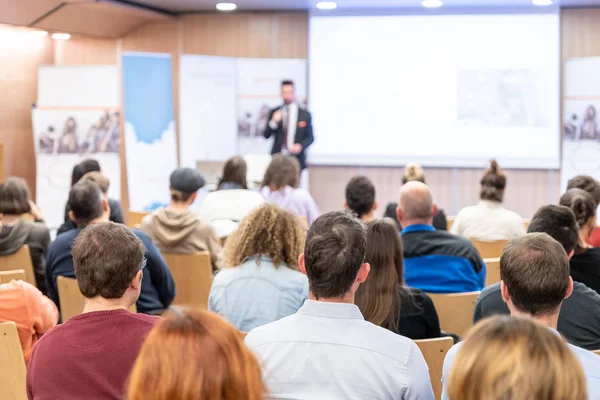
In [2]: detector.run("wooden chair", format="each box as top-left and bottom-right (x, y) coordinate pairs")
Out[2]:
(428, 292), (480, 338)
(239, 331), (248, 341)
(415, 337), (454, 400)
(523, 218), (531, 231)
(0, 270), (26, 284)
(471, 239), (508, 259)
(162, 252), (212, 309)
(592, 349), (600, 356)
(446, 216), (455, 231)
(484, 257), (500, 287)
(0, 322), (27, 400)
(0, 245), (36, 286)
(127, 211), (149, 228)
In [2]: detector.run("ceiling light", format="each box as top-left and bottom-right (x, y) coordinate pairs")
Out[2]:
(532, 0), (553, 5)
(422, 0), (443, 8)
(216, 2), (237, 11)
(51, 33), (71, 41)
(29, 30), (48, 37)
(316, 1), (337, 9)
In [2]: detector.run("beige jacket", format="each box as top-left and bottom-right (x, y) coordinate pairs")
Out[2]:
(140, 208), (222, 267)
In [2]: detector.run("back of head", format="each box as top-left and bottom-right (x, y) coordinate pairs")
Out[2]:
(169, 168), (206, 203)
(127, 310), (266, 400)
(262, 155), (300, 190)
(0, 177), (32, 216)
(79, 171), (110, 194)
(480, 159), (506, 202)
(567, 175), (600, 207)
(221, 203), (306, 270)
(71, 159), (101, 187)
(500, 233), (570, 316)
(402, 164), (425, 184)
(398, 181), (434, 222)
(72, 222), (144, 300)
(219, 156), (248, 190)
(355, 218), (402, 331)
(559, 188), (596, 230)
(67, 181), (105, 226)
(345, 176), (376, 219)
(447, 315), (587, 400)
(527, 205), (578, 254)
(304, 211), (367, 299)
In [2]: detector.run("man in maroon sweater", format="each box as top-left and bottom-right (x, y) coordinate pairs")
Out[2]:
(27, 222), (160, 400)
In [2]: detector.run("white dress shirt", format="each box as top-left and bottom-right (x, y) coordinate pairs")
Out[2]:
(269, 102), (299, 151)
(451, 200), (526, 241)
(245, 300), (435, 400)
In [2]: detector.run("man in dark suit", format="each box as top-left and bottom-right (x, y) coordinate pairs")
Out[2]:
(263, 80), (314, 170)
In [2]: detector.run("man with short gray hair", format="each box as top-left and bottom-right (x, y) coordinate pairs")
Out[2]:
(398, 181), (485, 293)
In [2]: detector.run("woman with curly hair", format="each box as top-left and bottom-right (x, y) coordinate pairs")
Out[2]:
(208, 203), (308, 332)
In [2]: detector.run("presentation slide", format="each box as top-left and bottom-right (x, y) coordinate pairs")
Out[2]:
(309, 13), (560, 169)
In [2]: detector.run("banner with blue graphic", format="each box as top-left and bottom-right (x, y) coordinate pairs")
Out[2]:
(122, 52), (177, 212)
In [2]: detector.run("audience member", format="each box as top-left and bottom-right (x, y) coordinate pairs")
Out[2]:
(442, 233), (600, 399)
(0, 177), (50, 294)
(344, 175), (377, 222)
(209, 204), (307, 332)
(58, 159), (124, 235)
(46, 181), (175, 315)
(355, 218), (441, 340)
(128, 310), (266, 400)
(245, 211), (434, 399)
(446, 316), (587, 400)
(260, 155), (320, 225)
(560, 189), (600, 295)
(199, 156), (264, 238)
(474, 205), (600, 350)
(567, 175), (600, 247)
(141, 167), (222, 267)
(28, 222), (160, 400)
(0, 272), (57, 362)
(399, 181), (485, 292)
(384, 164), (448, 230)
(451, 160), (525, 241)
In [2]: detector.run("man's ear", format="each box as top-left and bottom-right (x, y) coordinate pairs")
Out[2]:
(344, 201), (349, 210)
(500, 280), (510, 303)
(68, 210), (76, 222)
(396, 207), (403, 222)
(432, 203), (439, 217)
(298, 253), (307, 276)
(189, 191), (198, 204)
(372, 200), (378, 213)
(131, 270), (143, 290)
(356, 262), (370, 284)
(568, 249), (575, 260)
(565, 276), (574, 300)
(103, 196), (110, 214)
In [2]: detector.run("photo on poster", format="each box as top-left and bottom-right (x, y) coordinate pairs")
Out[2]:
(563, 100), (600, 141)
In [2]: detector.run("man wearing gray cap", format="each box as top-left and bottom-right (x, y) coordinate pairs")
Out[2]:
(140, 168), (222, 267)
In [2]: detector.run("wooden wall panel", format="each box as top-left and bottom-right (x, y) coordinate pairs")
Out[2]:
(561, 9), (600, 60)
(273, 13), (308, 59)
(56, 36), (117, 65)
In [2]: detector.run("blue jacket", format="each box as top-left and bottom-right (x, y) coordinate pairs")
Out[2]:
(401, 224), (485, 293)
(46, 227), (176, 314)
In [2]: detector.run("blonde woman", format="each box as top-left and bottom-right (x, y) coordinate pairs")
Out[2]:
(209, 204), (308, 332)
(446, 316), (587, 400)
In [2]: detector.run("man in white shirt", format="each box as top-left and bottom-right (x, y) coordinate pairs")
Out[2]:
(245, 211), (435, 400)
(441, 233), (600, 400)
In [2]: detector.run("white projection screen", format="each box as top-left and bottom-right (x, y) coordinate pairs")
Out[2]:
(308, 12), (560, 169)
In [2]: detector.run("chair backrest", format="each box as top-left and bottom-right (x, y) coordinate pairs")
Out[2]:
(484, 257), (501, 287)
(0, 322), (27, 400)
(0, 245), (36, 286)
(428, 292), (480, 338)
(0, 270), (27, 284)
(127, 211), (149, 228)
(523, 218), (531, 231)
(415, 337), (454, 400)
(446, 216), (455, 232)
(592, 349), (600, 356)
(162, 251), (212, 309)
(471, 239), (508, 259)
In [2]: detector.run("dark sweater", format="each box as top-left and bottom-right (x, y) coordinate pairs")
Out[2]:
(27, 309), (159, 400)
(398, 287), (441, 340)
(570, 247), (600, 296)
(57, 198), (124, 236)
(384, 202), (448, 231)
(45, 227), (176, 314)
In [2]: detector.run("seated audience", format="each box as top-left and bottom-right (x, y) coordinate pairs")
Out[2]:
(442, 233), (600, 399)
(58, 159), (124, 235)
(260, 155), (320, 225)
(560, 189), (600, 295)
(0, 177), (50, 294)
(356, 218), (441, 340)
(199, 156), (264, 238)
(384, 164), (448, 230)
(446, 316), (587, 400)
(209, 204), (307, 332)
(399, 181), (485, 293)
(128, 310), (266, 400)
(245, 211), (435, 400)
(0, 273), (57, 362)
(141, 167), (222, 267)
(567, 175), (600, 247)
(345, 175), (377, 222)
(474, 205), (600, 350)
(46, 181), (175, 315)
(28, 222), (160, 400)
(451, 160), (525, 241)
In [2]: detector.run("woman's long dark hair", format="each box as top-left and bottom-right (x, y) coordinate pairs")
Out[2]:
(218, 156), (248, 190)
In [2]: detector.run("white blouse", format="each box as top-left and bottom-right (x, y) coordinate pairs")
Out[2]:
(451, 200), (526, 241)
